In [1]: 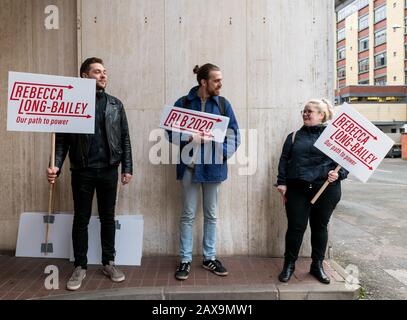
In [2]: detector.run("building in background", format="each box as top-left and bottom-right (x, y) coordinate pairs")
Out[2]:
(335, 0), (407, 156)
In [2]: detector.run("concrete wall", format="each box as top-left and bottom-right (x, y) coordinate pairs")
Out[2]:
(0, 0), (78, 250)
(0, 0), (334, 257)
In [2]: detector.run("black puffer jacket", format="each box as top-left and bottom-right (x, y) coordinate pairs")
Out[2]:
(55, 93), (133, 174)
(277, 125), (347, 185)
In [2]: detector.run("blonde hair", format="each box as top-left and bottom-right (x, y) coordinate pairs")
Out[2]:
(306, 98), (334, 123)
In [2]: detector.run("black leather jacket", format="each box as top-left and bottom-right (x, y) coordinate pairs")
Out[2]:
(55, 93), (133, 174)
(277, 125), (348, 185)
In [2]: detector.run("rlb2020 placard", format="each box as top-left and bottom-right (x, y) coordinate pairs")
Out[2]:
(159, 105), (230, 143)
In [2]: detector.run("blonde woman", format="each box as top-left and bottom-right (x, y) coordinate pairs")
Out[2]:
(276, 99), (348, 284)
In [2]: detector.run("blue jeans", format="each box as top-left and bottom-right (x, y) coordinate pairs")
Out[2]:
(180, 168), (220, 262)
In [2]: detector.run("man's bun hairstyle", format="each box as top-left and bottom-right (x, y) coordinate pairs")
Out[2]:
(193, 63), (220, 86)
(193, 65), (200, 74)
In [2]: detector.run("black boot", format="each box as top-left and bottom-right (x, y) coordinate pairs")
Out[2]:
(310, 260), (330, 284)
(278, 260), (295, 282)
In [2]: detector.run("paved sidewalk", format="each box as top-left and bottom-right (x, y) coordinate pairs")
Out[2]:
(0, 255), (359, 300)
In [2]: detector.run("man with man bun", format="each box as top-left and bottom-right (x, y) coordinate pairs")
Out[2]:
(167, 63), (240, 280)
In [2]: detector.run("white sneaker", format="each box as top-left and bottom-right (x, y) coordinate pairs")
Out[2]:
(66, 266), (86, 291)
(103, 261), (125, 282)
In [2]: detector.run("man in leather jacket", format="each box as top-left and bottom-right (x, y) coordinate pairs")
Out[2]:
(46, 57), (133, 291)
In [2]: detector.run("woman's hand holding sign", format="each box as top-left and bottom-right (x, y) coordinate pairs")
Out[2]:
(327, 170), (339, 183)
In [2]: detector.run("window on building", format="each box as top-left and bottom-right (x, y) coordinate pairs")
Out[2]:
(337, 0), (369, 22)
(358, 58), (369, 73)
(374, 5), (386, 24)
(358, 79), (369, 85)
(374, 52), (387, 68)
(405, 70), (407, 85)
(337, 8), (346, 22)
(359, 15), (369, 31)
(337, 67), (346, 79)
(405, 16), (407, 34)
(374, 29), (386, 46)
(375, 76), (387, 85)
(337, 28), (345, 42)
(347, 96), (404, 103)
(359, 37), (369, 52)
(337, 47), (346, 60)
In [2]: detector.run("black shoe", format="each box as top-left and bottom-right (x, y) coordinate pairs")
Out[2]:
(175, 262), (191, 280)
(278, 260), (295, 282)
(202, 259), (228, 276)
(310, 260), (330, 284)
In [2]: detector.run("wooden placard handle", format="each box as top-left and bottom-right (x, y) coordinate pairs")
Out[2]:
(44, 133), (56, 255)
(310, 165), (341, 205)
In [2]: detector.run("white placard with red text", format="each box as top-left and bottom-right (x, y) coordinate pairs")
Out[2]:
(7, 71), (96, 133)
(159, 105), (230, 143)
(314, 103), (394, 183)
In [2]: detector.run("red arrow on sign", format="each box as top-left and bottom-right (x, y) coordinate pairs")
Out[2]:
(26, 112), (92, 118)
(333, 139), (374, 170)
(337, 113), (378, 140)
(10, 82), (74, 101)
(14, 82), (74, 89)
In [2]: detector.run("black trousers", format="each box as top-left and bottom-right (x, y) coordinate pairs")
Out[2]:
(284, 180), (341, 262)
(71, 167), (118, 268)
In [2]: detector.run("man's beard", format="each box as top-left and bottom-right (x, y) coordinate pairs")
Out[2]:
(207, 88), (220, 97)
(96, 82), (106, 91)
